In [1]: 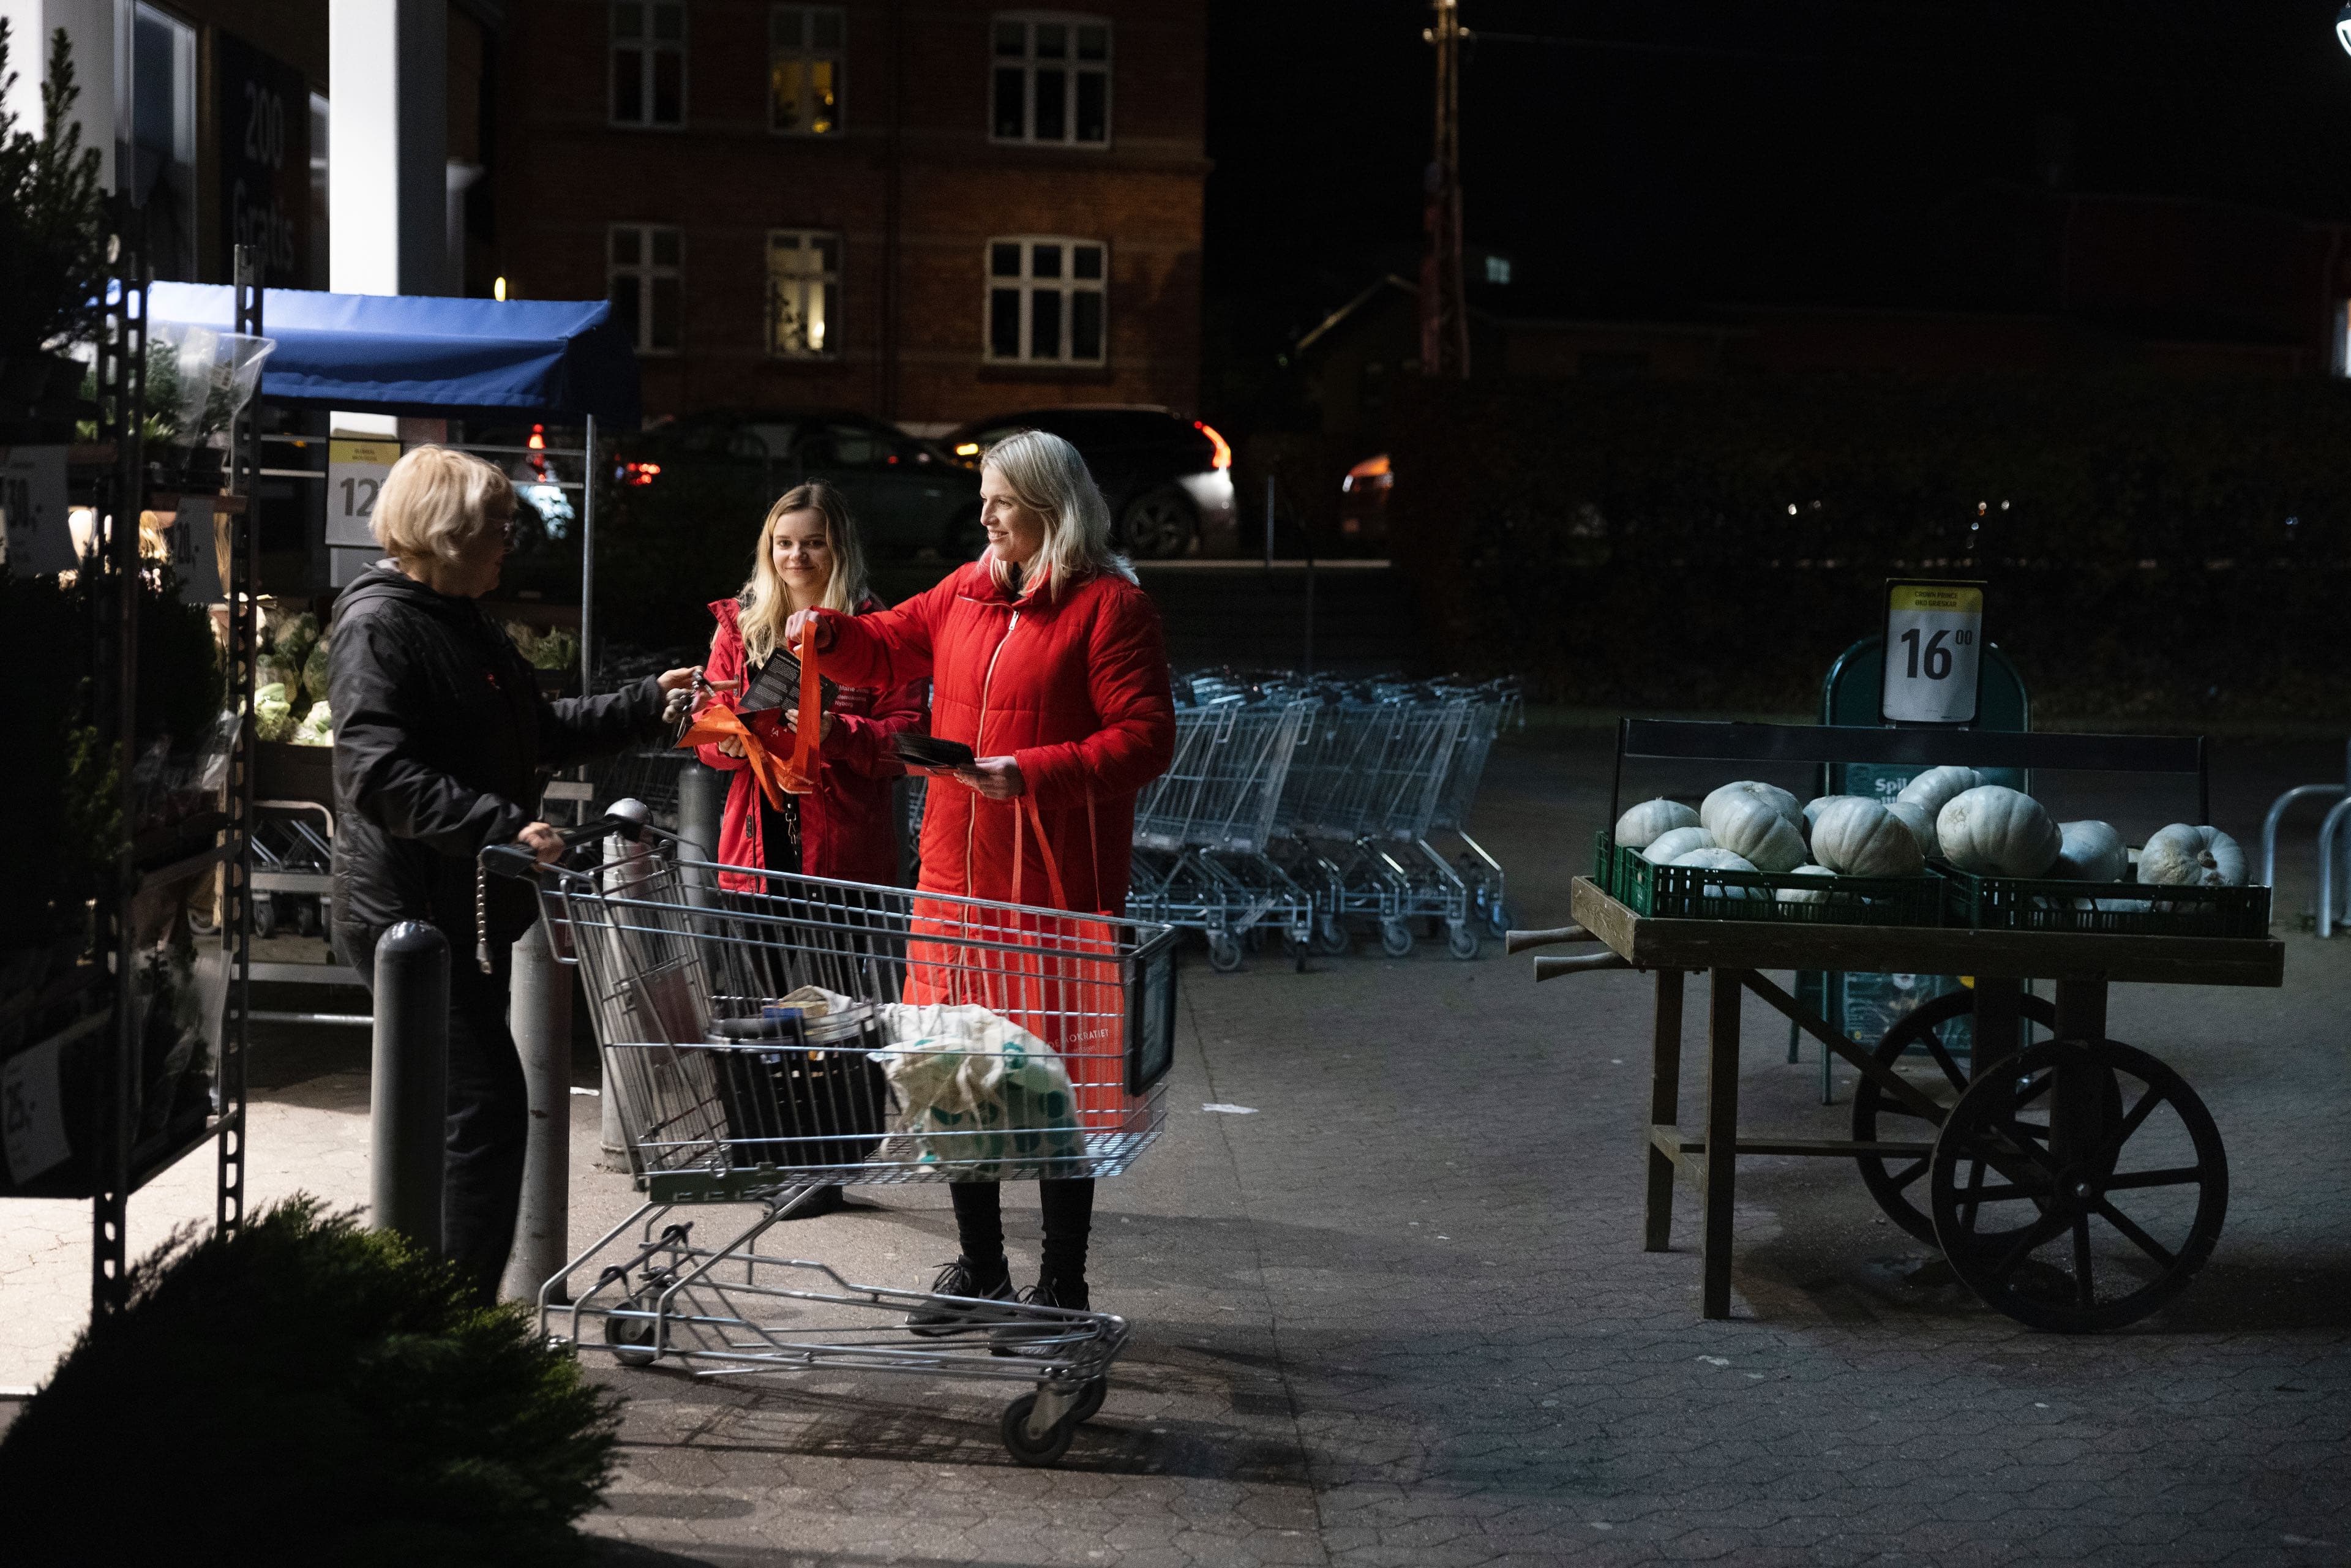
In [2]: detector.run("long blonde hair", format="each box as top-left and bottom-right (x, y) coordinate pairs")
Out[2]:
(739, 482), (870, 664)
(982, 429), (1134, 600)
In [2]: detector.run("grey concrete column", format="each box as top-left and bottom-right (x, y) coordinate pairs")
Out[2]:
(370, 920), (448, 1251)
(500, 919), (572, 1304)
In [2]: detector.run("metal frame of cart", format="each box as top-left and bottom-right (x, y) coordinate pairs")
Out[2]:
(1521, 720), (2278, 1333)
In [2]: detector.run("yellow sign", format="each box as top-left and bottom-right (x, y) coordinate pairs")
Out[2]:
(328, 438), (401, 467)
(1888, 583), (1984, 616)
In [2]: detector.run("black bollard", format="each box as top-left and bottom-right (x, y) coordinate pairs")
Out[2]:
(371, 920), (448, 1253)
(501, 919), (573, 1304)
(676, 760), (727, 907)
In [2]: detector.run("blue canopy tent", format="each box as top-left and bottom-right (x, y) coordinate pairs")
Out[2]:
(144, 284), (639, 422)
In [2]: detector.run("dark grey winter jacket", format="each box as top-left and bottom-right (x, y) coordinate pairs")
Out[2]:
(327, 563), (666, 947)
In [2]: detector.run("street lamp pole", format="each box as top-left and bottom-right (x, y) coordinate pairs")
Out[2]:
(1420, 0), (1471, 379)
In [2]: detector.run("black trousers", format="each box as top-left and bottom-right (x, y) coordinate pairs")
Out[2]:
(948, 1177), (1095, 1287)
(337, 921), (530, 1303)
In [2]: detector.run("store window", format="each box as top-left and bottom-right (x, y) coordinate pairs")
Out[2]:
(612, 1), (686, 128)
(121, 2), (198, 280)
(770, 6), (844, 135)
(610, 225), (682, 354)
(767, 230), (840, 357)
(990, 14), (1109, 146)
(986, 238), (1105, 364)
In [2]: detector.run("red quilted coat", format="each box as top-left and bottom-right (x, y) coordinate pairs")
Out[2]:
(811, 561), (1174, 915)
(694, 595), (928, 891)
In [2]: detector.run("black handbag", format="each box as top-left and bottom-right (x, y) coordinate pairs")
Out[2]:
(703, 1008), (890, 1171)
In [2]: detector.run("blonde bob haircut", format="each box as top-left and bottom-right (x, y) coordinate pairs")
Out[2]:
(372, 445), (516, 568)
(982, 429), (1134, 600)
(738, 481), (871, 666)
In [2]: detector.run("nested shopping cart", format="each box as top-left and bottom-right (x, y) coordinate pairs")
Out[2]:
(489, 805), (1179, 1466)
(1127, 695), (1318, 972)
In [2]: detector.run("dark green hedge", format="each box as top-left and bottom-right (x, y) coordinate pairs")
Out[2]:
(1386, 374), (2351, 719)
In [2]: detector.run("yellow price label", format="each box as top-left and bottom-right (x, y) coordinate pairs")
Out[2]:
(1889, 583), (1983, 615)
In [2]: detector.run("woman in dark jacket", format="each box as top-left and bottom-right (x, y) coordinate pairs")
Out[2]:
(329, 445), (696, 1301)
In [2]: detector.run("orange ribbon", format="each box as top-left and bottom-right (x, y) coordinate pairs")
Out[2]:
(677, 618), (823, 808)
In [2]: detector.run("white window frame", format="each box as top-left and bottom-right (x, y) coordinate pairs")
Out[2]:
(989, 12), (1111, 148)
(609, 224), (683, 355)
(767, 229), (841, 358)
(769, 5), (846, 135)
(984, 236), (1107, 366)
(610, 1), (688, 129)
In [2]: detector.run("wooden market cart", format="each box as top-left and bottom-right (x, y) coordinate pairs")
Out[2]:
(1518, 720), (2285, 1333)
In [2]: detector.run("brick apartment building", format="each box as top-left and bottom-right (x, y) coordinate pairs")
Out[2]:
(486, 0), (1210, 433)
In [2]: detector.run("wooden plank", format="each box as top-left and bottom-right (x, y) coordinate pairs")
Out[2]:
(1644, 970), (1684, 1252)
(1702, 969), (1742, 1320)
(1568, 879), (2284, 988)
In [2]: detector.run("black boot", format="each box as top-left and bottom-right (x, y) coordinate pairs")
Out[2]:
(904, 1254), (1014, 1336)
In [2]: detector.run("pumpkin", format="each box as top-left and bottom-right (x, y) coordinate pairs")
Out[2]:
(1884, 798), (1939, 859)
(1642, 826), (1716, 864)
(1935, 785), (2062, 877)
(1801, 794), (1867, 840)
(2052, 820), (2127, 883)
(1703, 791), (1808, 873)
(2137, 824), (2248, 888)
(1777, 864), (1837, 905)
(1615, 797), (1700, 849)
(1701, 781), (1802, 837)
(1671, 846), (1761, 899)
(1894, 765), (1984, 823)
(1809, 797), (1925, 878)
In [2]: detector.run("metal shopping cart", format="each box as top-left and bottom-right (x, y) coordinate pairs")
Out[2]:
(490, 805), (1180, 1466)
(1127, 695), (1318, 972)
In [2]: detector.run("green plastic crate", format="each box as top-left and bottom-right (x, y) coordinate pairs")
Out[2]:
(1593, 831), (1944, 928)
(1933, 865), (2270, 939)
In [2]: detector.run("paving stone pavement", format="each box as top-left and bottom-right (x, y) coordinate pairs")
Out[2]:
(7, 728), (2350, 1565)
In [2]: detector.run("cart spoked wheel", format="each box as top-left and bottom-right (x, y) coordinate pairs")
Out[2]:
(1206, 932), (1245, 973)
(1929, 1038), (2228, 1332)
(1312, 915), (1351, 956)
(1379, 918), (1414, 958)
(1445, 921), (1480, 961)
(1851, 990), (2059, 1244)
(1001, 1392), (1076, 1466)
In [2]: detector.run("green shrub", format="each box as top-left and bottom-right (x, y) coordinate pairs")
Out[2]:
(0, 1198), (623, 1565)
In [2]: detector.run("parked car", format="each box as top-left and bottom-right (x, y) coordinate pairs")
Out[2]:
(613, 409), (984, 560)
(943, 405), (1237, 558)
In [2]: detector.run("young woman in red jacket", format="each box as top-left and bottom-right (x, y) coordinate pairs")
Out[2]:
(788, 430), (1176, 1326)
(696, 482), (928, 1212)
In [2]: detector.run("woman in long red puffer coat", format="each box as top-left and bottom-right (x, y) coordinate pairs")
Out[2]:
(789, 430), (1174, 1328)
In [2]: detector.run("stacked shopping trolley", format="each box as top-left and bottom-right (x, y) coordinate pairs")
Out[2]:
(1128, 671), (1518, 968)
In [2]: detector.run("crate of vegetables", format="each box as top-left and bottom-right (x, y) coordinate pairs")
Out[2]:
(1875, 767), (2272, 939)
(1599, 780), (1944, 928)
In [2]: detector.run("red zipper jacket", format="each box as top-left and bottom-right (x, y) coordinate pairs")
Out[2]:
(809, 561), (1174, 914)
(694, 595), (928, 891)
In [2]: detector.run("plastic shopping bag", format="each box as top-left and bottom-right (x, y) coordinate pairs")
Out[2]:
(870, 1002), (1085, 1179)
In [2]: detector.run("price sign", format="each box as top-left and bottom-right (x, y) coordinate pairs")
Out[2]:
(326, 438), (400, 547)
(1880, 579), (1984, 725)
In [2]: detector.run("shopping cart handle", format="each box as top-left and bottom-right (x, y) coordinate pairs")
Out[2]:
(1505, 925), (1592, 953)
(481, 841), (544, 879)
(1532, 951), (1630, 982)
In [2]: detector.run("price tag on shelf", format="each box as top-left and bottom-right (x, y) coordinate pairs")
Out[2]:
(1880, 579), (1984, 725)
(324, 438), (400, 547)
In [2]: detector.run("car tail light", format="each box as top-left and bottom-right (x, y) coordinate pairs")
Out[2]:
(617, 461), (661, 487)
(1194, 421), (1232, 470)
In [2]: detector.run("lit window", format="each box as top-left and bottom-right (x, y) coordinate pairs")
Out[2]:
(770, 6), (845, 134)
(986, 237), (1106, 364)
(991, 14), (1110, 147)
(610, 225), (683, 354)
(768, 230), (841, 357)
(612, 1), (686, 129)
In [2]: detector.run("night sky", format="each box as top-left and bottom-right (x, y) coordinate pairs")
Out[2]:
(1204, 0), (2351, 384)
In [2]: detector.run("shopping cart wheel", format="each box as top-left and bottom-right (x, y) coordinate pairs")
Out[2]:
(1001, 1393), (1076, 1466)
(1207, 932), (1245, 973)
(1445, 921), (1480, 961)
(1379, 918), (1414, 958)
(1484, 900), (1511, 939)
(1071, 1375), (1108, 1425)
(1312, 915), (1351, 956)
(252, 894), (277, 939)
(604, 1304), (660, 1367)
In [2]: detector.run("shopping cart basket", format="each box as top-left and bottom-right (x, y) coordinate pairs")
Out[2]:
(485, 803), (1180, 1466)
